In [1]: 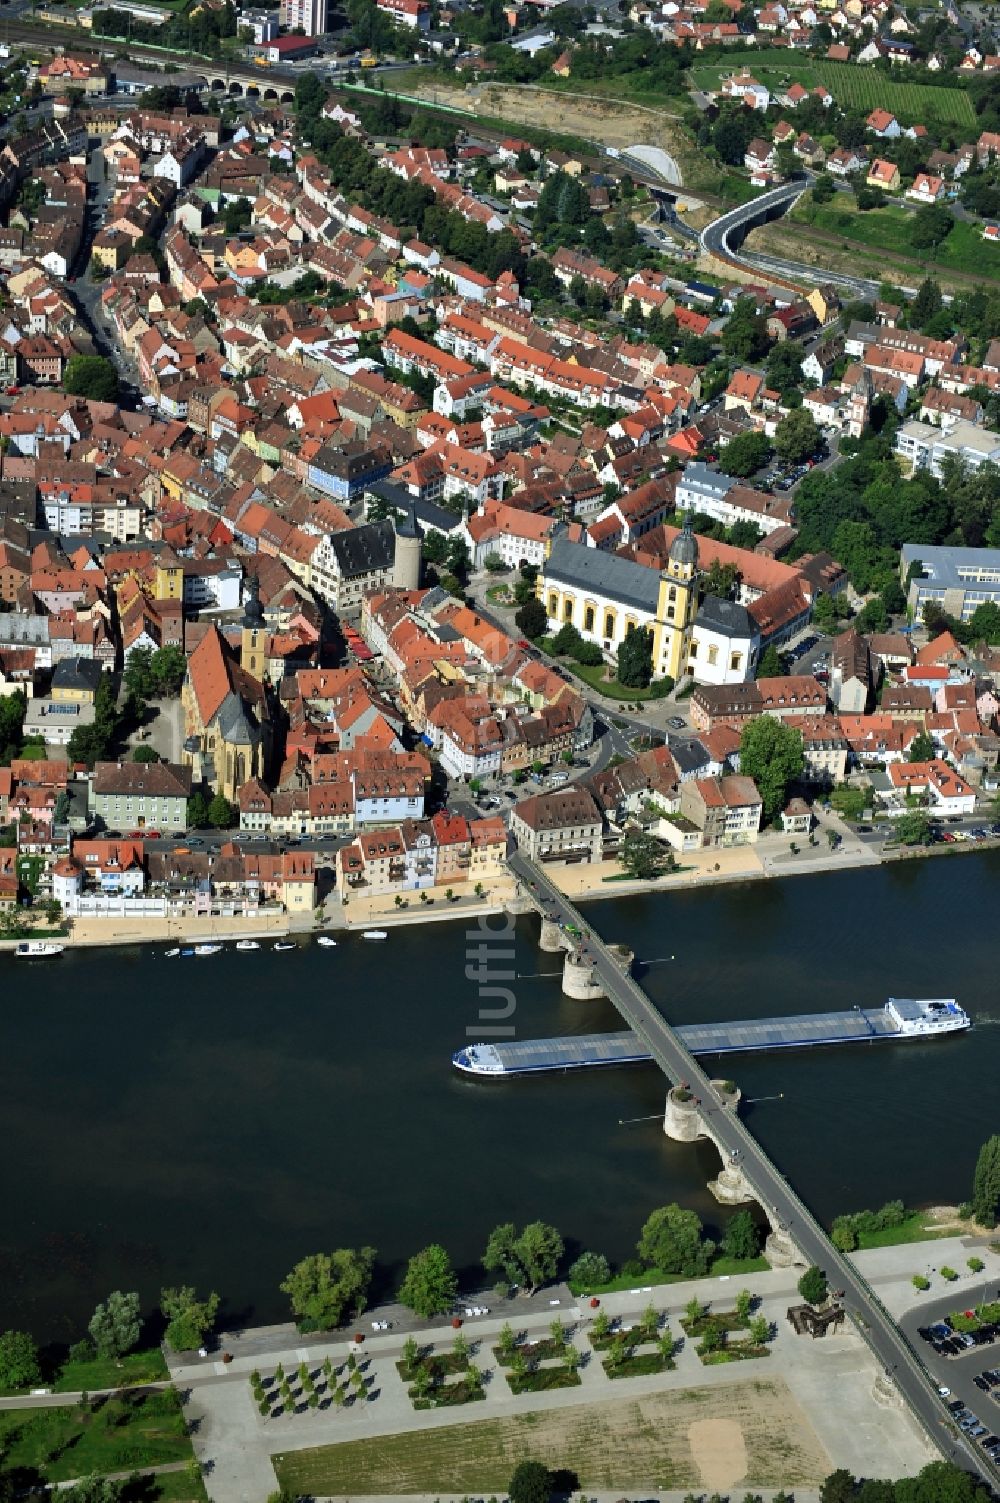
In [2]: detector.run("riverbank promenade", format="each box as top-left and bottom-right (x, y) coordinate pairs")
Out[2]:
(163, 1236), (1000, 1503)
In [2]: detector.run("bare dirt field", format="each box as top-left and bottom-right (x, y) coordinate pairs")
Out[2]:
(273, 1379), (832, 1495)
(690, 1417), (749, 1493)
(399, 79), (715, 190)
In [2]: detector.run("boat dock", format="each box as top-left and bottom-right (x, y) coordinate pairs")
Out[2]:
(454, 1006), (930, 1078)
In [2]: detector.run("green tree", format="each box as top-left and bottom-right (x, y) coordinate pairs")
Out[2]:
(703, 560), (740, 600)
(765, 342), (805, 397)
(616, 624), (653, 688)
(222, 197), (252, 234)
(160, 1287), (220, 1352)
(63, 356), (119, 403)
(483, 1222), (563, 1294)
(280, 1249), (376, 1331)
(207, 794), (236, 829)
(398, 1244), (458, 1318)
(756, 643), (785, 679)
(515, 596), (549, 639)
(908, 730), (935, 763)
(61, 1479), (125, 1503)
(150, 646), (188, 696)
(968, 601), (1000, 643)
(722, 1209), (761, 1261)
(132, 744), (160, 764)
(722, 298), (771, 362)
(187, 793), (210, 829)
(508, 1460), (552, 1503)
(87, 1291), (141, 1361)
(620, 829), (674, 880)
(972, 1135), (1000, 1227)
(637, 1203), (713, 1277)
(748, 1314), (770, 1347)
(739, 716), (804, 822)
(819, 1471), (857, 1503)
(293, 69), (325, 121)
(0, 689), (26, 762)
(719, 431), (772, 478)
(567, 1250), (610, 1287)
(0, 1329), (41, 1390)
(774, 408), (821, 465)
(911, 277), (943, 330)
(894, 809), (931, 846)
(797, 1265), (828, 1306)
(910, 202), (953, 252)
(830, 785), (868, 820)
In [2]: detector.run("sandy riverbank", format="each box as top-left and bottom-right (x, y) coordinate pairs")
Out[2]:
(0, 909), (295, 953)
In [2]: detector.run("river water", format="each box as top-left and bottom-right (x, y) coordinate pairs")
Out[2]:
(2, 851), (995, 1344)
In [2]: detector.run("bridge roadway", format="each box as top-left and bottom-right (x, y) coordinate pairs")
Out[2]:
(698, 175), (881, 298)
(509, 850), (995, 1488)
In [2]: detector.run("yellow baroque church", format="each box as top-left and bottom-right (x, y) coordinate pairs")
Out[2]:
(540, 520), (760, 686)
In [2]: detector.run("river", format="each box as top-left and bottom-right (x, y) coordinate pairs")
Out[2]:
(2, 850), (994, 1345)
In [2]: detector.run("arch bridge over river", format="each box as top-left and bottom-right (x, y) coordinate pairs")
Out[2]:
(506, 849), (992, 1489)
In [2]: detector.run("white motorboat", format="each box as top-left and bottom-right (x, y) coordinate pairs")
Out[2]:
(317, 935), (338, 948)
(194, 943), (223, 957)
(273, 941), (296, 952)
(164, 948), (180, 958)
(362, 930), (388, 941)
(236, 940), (261, 952)
(15, 940), (64, 958)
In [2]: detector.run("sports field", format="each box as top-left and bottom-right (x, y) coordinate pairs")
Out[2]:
(690, 52), (976, 128)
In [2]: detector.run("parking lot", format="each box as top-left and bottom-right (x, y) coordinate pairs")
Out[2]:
(910, 1298), (1000, 1470)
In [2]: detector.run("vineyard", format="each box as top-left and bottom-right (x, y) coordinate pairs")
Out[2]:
(690, 52), (976, 128)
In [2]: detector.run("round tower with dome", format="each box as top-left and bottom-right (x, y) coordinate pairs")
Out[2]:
(391, 499), (423, 592)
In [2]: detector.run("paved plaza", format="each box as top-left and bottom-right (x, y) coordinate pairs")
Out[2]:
(169, 1237), (1000, 1503)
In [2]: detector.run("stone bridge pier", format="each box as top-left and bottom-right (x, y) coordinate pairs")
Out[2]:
(663, 1083), (801, 1269)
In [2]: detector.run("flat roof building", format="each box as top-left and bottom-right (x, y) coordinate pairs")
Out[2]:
(901, 542), (1000, 623)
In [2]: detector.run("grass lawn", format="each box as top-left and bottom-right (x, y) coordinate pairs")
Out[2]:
(53, 1348), (169, 1394)
(506, 1365), (581, 1394)
(139, 1470), (208, 1503)
(568, 1254), (768, 1296)
(689, 51), (974, 127)
(411, 1381), (485, 1409)
(792, 198), (992, 278)
(273, 1380), (831, 1494)
(605, 1350), (674, 1377)
(700, 1343), (770, 1365)
(853, 1210), (959, 1249)
(559, 658), (660, 701)
(493, 1338), (566, 1364)
(682, 1311), (753, 1337)
(0, 1390), (193, 1483)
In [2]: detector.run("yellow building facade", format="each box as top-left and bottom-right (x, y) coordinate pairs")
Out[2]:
(540, 522), (700, 683)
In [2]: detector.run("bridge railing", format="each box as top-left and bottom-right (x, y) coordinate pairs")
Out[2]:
(510, 854), (957, 1468)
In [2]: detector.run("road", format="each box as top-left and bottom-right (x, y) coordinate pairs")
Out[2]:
(509, 849), (997, 1491)
(698, 176), (880, 297)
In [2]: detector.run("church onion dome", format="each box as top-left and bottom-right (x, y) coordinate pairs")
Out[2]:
(669, 517), (699, 571)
